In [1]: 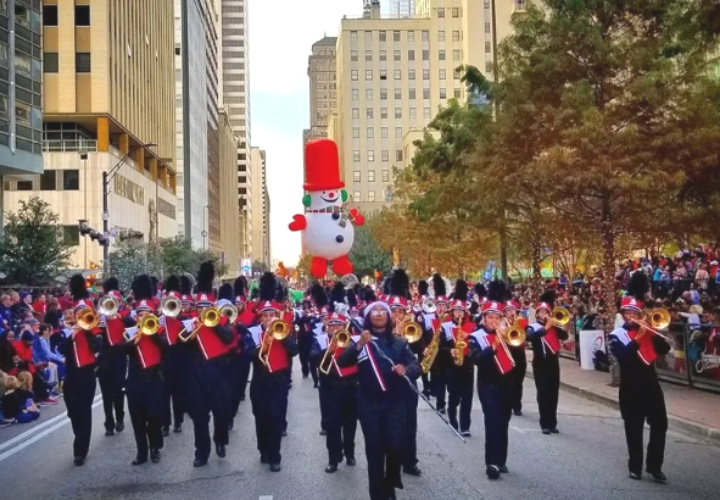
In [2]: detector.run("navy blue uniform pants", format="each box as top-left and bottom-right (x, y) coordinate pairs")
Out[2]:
(250, 376), (290, 464)
(478, 383), (512, 467)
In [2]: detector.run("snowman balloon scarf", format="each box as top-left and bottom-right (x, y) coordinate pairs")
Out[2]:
(288, 139), (365, 278)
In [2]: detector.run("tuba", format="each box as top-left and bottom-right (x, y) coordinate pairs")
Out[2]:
(259, 319), (291, 366)
(76, 307), (100, 331)
(319, 327), (352, 375)
(161, 296), (182, 318)
(98, 295), (119, 317)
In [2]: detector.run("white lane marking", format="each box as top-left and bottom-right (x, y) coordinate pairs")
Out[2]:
(510, 425), (526, 434)
(0, 394), (102, 452)
(0, 398), (103, 463)
(259, 496), (273, 500)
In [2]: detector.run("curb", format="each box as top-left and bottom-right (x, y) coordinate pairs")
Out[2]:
(526, 371), (720, 445)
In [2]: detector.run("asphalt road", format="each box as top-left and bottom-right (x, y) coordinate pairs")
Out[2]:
(1, 366), (719, 500)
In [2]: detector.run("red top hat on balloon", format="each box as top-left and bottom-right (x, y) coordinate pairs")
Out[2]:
(304, 139), (345, 191)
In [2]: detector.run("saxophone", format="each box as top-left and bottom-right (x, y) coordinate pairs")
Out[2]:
(421, 323), (441, 374)
(453, 324), (468, 367)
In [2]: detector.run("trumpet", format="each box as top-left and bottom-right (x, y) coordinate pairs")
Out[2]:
(76, 307), (100, 331)
(548, 306), (571, 327)
(399, 319), (423, 344)
(161, 296), (182, 318)
(98, 295), (119, 317)
(499, 319), (526, 347)
(421, 297), (437, 314)
(179, 307), (221, 342)
(630, 307), (671, 340)
(319, 328), (352, 375)
(219, 303), (238, 324)
(259, 319), (291, 366)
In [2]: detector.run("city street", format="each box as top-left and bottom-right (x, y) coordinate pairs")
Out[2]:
(1, 366), (719, 500)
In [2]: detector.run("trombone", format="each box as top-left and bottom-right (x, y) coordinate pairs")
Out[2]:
(319, 327), (352, 375)
(219, 303), (239, 324)
(98, 295), (119, 317)
(179, 307), (220, 342)
(398, 318), (423, 343)
(75, 307), (100, 331)
(161, 296), (182, 318)
(547, 306), (571, 328)
(259, 318), (291, 366)
(498, 318), (526, 347)
(630, 308), (671, 340)
(124, 314), (160, 341)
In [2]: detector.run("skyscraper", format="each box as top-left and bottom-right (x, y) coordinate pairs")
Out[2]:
(220, 0), (252, 258)
(250, 147), (271, 267)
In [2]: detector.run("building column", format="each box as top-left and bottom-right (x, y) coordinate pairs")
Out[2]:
(149, 158), (158, 182)
(118, 133), (130, 155)
(135, 149), (145, 172)
(97, 117), (110, 152)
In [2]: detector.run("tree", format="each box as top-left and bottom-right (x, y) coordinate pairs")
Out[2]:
(348, 221), (393, 279)
(106, 241), (162, 291)
(0, 196), (72, 286)
(252, 259), (269, 275)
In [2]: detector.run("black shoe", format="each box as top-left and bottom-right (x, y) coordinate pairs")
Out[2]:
(461, 430), (471, 437)
(193, 458), (208, 468)
(403, 465), (422, 476)
(499, 465), (509, 474)
(303, 374), (309, 379)
(216, 444), (226, 458)
(132, 457), (148, 466)
(325, 463), (338, 473)
(513, 409), (523, 416)
(116, 422), (125, 433)
(150, 448), (161, 463)
(105, 429), (115, 436)
(319, 429), (327, 436)
(161, 426), (169, 437)
(173, 424), (182, 434)
(270, 463), (281, 472)
(313, 382), (319, 389)
(73, 456), (85, 467)
(260, 454), (269, 464)
(629, 471), (642, 480)
(228, 420), (234, 431)
(542, 428), (551, 435)
(649, 471), (667, 484)
(346, 457), (356, 466)
(550, 428), (559, 434)
(438, 408), (446, 415)
(486, 465), (500, 480)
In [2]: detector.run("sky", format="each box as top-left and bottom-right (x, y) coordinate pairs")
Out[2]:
(248, 0), (361, 267)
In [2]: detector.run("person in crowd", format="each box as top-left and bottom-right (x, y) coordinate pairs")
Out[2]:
(11, 329), (54, 404)
(34, 323), (65, 391)
(0, 295), (13, 331)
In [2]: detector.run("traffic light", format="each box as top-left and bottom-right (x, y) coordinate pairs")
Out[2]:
(78, 220), (109, 247)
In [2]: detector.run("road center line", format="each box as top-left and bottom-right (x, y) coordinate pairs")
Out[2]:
(259, 496), (273, 500)
(0, 398), (103, 463)
(510, 425), (526, 434)
(0, 394), (102, 452)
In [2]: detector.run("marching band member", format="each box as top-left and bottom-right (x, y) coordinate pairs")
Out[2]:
(183, 261), (234, 467)
(526, 290), (568, 434)
(387, 269), (422, 477)
(468, 283), (516, 480)
(124, 275), (168, 465)
(310, 283), (331, 435)
(98, 277), (128, 436)
(234, 276), (254, 405)
(245, 272), (298, 472)
(415, 280), (432, 398)
(311, 309), (358, 473)
(337, 300), (420, 500)
(216, 282), (241, 432)
(298, 286), (321, 388)
(57, 275), (102, 466)
(503, 298), (528, 416)
(443, 280), (475, 437)
(609, 272), (669, 483)
(430, 274), (450, 414)
(160, 275), (186, 435)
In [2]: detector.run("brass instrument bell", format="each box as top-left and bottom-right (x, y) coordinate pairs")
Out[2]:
(75, 307), (100, 331)
(259, 318), (291, 366)
(219, 303), (239, 324)
(550, 306), (571, 327)
(138, 314), (160, 336)
(319, 328), (351, 375)
(98, 295), (119, 317)
(161, 296), (182, 318)
(402, 319), (423, 344)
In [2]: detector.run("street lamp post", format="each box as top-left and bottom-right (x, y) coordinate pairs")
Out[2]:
(102, 143), (156, 275)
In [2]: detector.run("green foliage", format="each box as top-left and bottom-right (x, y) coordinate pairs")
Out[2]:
(252, 260), (269, 275)
(348, 222), (392, 279)
(0, 197), (73, 286)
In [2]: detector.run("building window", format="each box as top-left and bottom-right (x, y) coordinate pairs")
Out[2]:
(76, 53), (91, 73)
(409, 69), (416, 80)
(486, 61), (493, 73)
(440, 88), (447, 99)
(380, 50), (386, 61)
(367, 108), (374, 119)
(43, 5), (59, 26)
(353, 127), (360, 138)
(485, 0), (491, 8)
(40, 170), (57, 191)
(424, 107), (431, 119)
(485, 42), (492, 53)
(380, 31), (386, 42)
(453, 7), (460, 17)
(44, 53), (59, 73)
(353, 150), (361, 162)
(381, 108), (388, 119)
(17, 180), (33, 191)
(351, 50), (358, 61)
(382, 170), (390, 182)
(408, 31), (414, 42)
(381, 88), (387, 100)
(438, 7), (445, 18)
(454, 68), (462, 79)
(367, 150), (375, 162)
(365, 70), (373, 80)
(382, 151), (389, 162)
(63, 170), (80, 190)
(62, 226), (80, 246)
(15, 103), (30, 126)
(367, 170), (376, 182)
(454, 88), (462, 98)
(351, 70), (358, 81)
(366, 50), (372, 62)
(409, 88), (416, 99)
(365, 31), (372, 43)
(439, 50), (446, 61)
(395, 88), (402, 99)
(352, 89), (359, 100)
(353, 171), (361, 182)
(408, 50), (415, 61)
(395, 108), (402, 119)
(15, 4), (30, 28)
(396, 150), (403, 161)
(75, 5), (91, 26)
(353, 191), (361, 202)
(368, 191), (376, 202)
(485, 22), (491, 34)
(423, 69), (430, 80)
(422, 50), (429, 61)
(352, 108), (359, 119)
(410, 108), (417, 119)
(395, 127), (402, 138)
(454, 49), (462, 61)
(381, 127), (388, 138)
(394, 69), (401, 80)
(515, 0), (527, 11)
(366, 88), (373, 100)
(351, 31), (358, 42)
(439, 31), (445, 42)
(380, 70), (387, 80)
(423, 88), (430, 99)
(394, 50), (401, 61)
(454, 31), (462, 42)
(439, 69), (446, 80)
(392, 31), (400, 42)
(367, 127), (374, 138)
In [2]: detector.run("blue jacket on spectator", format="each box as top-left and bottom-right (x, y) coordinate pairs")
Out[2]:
(33, 335), (64, 364)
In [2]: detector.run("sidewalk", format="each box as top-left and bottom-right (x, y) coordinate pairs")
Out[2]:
(526, 351), (720, 443)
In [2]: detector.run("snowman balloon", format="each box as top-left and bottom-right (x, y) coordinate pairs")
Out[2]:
(289, 139), (365, 278)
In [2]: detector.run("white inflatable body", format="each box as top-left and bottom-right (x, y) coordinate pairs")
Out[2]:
(302, 189), (354, 260)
